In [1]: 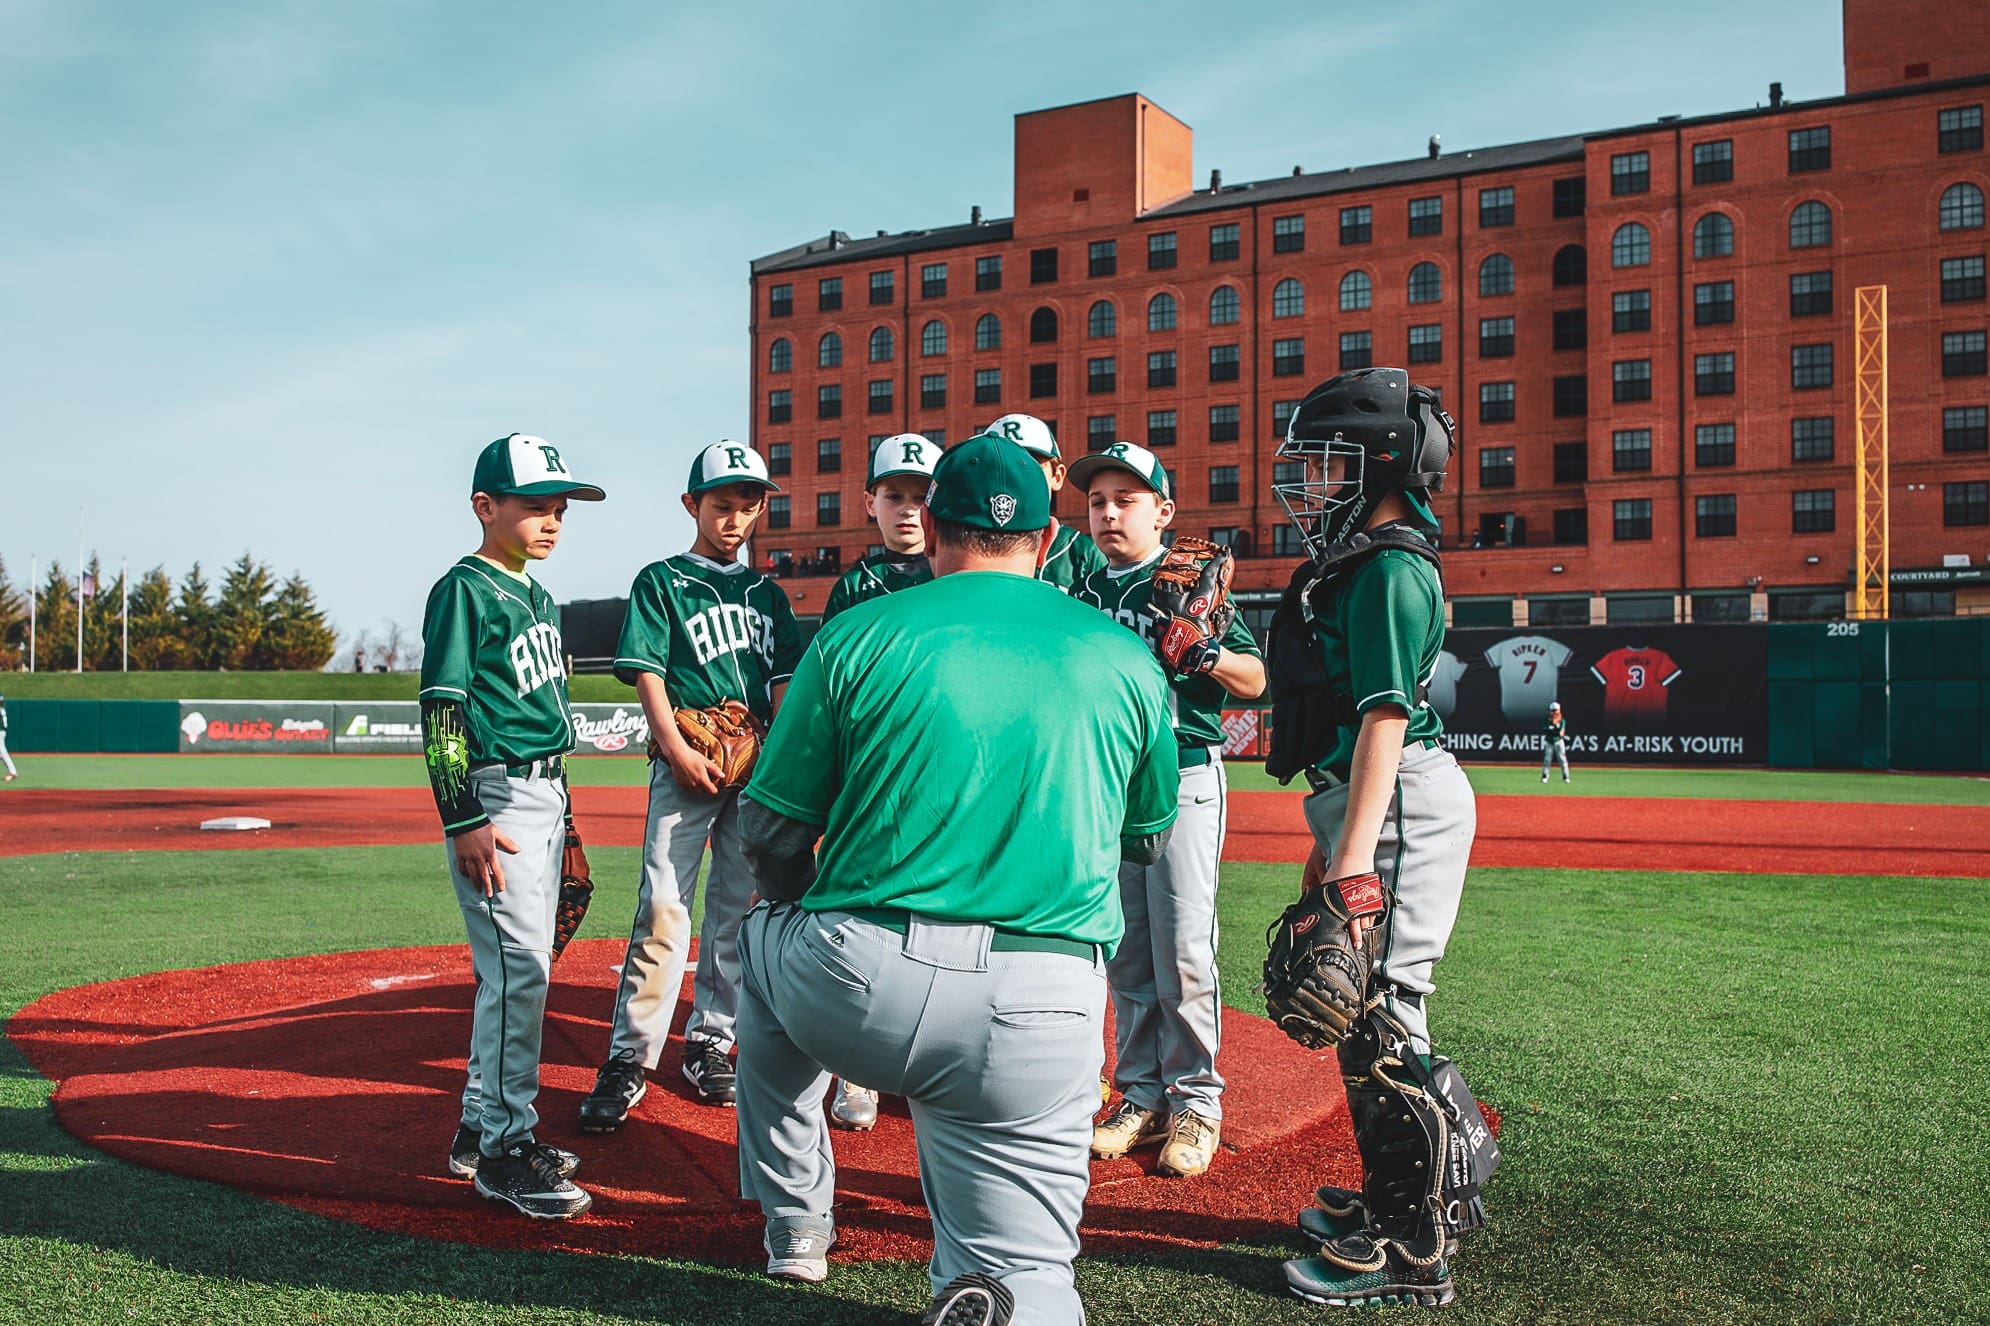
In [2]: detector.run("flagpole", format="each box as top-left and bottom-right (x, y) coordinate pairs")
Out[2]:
(76, 512), (84, 673)
(27, 555), (35, 673)
(121, 558), (129, 672)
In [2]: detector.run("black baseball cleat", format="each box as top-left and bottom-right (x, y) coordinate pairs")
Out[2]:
(472, 1142), (593, 1220)
(578, 1053), (648, 1132)
(449, 1125), (578, 1180)
(682, 1037), (737, 1107)
(917, 1271), (1016, 1326)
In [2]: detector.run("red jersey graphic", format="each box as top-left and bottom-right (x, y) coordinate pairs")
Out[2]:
(1590, 646), (1683, 720)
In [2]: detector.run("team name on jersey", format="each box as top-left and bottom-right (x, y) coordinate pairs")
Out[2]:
(1110, 606), (1158, 647)
(686, 603), (776, 667)
(509, 622), (567, 698)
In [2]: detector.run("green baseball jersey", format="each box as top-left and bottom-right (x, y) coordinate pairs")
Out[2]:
(419, 557), (575, 766)
(1543, 717), (1567, 742)
(821, 551), (933, 623)
(614, 553), (802, 723)
(746, 571), (1179, 953)
(1077, 551), (1262, 748)
(1309, 549), (1446, 778)
(1036, 522), (1107, 594)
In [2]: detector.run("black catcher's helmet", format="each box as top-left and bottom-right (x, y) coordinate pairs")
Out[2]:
(1272, 367), (1454, 561)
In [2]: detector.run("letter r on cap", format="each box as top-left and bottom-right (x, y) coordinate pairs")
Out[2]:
(900, 441), (924, 464)
(726, 446), (749, 469)
(539, 445), (569, 474)
(999, 421), (1021, 441)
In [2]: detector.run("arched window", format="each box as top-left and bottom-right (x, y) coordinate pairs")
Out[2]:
(1478, 254), (1514, 297)
(1273, 278), (1305, 318)
(1611, 222), (1652, 268)
(1088, 300), (1117, 338)
(1148, 292), (1178, 331)
(1552, 244), (1587, 287)
(1940, 182), (1986, 231)
(1789, 201), (1832, 249)
(1030, 306), (1058, 344)
(1339, 270), (1372, 311)
(975, 313), (1002, 350)
(868, 326), (894, 363)
(769, 338), (792, 373)
(817, 331), (842, 369)
(921, 320), (947, 356)
(1692, 212), (1734, 259)
(1209, 285), (1240, 325)
(1407, 262), (1442, 304)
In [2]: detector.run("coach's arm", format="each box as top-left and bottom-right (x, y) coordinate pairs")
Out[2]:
(739, 795), (820, 903)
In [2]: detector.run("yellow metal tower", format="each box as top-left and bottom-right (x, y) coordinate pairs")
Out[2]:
(1853, 285), (1890, 620)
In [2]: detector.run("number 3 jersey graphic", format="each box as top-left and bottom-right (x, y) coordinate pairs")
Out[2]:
(1481, 635), (1573, 725)
(1591, 646), (1683, 720)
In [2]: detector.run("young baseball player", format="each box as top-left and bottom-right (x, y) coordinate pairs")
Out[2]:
(816, 432), (943, 1132)
(729, 432), (1179, 1323)
(420, 431), (605, 1221)
(579, 441), (802, 1128)
(1073, 441), (1265, 1180)
(1542, 701), (1571, 783)
(0, 692), (17, 781)
(1264, 369), (1488, 1306)
(984, 412), (1106, 594)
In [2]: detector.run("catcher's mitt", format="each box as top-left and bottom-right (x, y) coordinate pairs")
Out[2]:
(1262, 872), (1387, 1050)
(1146, 536), (1236, 676)
(551, 818), (592, 962)
(664, 701), (766, 792)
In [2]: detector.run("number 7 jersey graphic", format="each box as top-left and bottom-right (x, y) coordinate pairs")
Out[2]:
(1591, 645), (1683, 721)
(1481, 634), (1574, 725)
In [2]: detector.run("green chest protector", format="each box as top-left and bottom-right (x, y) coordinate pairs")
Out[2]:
(1264, 523), (1442, 785)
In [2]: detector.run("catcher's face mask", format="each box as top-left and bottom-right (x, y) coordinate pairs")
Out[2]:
(1274, 432), (1373, 560)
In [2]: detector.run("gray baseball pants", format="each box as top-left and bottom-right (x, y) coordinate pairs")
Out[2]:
(1108, 753), (1225, 1120)
(1300, 742), (1476, 1053)
(0, 731), (16, 777)
(735, 902), (1106, 1326)
(449, 766), (566, 1156)
(606, 763), (756, 1065)
(1542, 739), (1570, 779)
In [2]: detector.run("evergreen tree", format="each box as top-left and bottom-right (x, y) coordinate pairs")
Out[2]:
(175, 563), (216, 669)
(257, 574), (339, 670)
(0, 556), (23, 670)
(36, 562), (77, 670)
(212, 554), (278, 669)
(126, 566), (187, 670)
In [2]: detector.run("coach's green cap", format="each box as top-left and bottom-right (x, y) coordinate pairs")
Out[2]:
(926, 433), (1051, 531)
(473, 433), (606, 500)
(688, 440), (780, 494)
(1067, 439), (1171, 500)
(983, 412), (1059, 461)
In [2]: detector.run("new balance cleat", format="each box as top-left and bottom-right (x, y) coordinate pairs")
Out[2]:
(764, 1225), (833, 1283)
(578, 1053), (648, 1133)
(682, 1037), (737, 1107)
(828, 1077), (879, 1131)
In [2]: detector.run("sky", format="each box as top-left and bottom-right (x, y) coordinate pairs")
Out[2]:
(0, 0), (1845, 659)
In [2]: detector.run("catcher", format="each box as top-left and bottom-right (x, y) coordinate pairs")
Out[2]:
(1071, 441), (1265, 1179)
(1262, 369), (1496, 1307)
(580, 441), (801, 1129)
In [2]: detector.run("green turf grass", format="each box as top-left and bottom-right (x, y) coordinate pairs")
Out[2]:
(0, 671), (634, 703)
(3, 846), (1985, 1323)
(9, 752), (1989, 805)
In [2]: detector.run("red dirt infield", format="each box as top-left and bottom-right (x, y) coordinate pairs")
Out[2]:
(8, 942), (1452, 1265)
(4, 785), (1987, 876)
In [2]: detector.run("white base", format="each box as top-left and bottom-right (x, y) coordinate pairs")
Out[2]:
(199, 816), (272, 831)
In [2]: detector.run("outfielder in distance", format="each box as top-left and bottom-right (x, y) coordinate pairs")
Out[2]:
(1073, 441), (1265, 1180)
(1261, 370), (1494, 1307)
(731, 433), (1178, 1323)
(0, 692), (18, 781)
(418, 432), (604, 1221)
(1542, 700), (1571, 783)
(580, 442), (802, 1129)
(985, 412), (1107, 594)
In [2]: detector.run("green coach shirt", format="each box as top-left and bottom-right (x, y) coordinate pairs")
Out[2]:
(613, 554), (803, 724)
(820, 551), (933, 623)
(1036, 522), (1107, 595)
(747, 571), (1179, 953)
(419, 557), (575, 766)
(1077, 549), (1262, 749)
(1309, 548), (1446, 778)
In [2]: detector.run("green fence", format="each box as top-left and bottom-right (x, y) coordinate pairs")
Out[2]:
(1765, 620), (1989, 771)
(7, 700), (181, 753)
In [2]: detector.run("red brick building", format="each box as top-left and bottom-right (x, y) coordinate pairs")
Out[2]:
(748, 0), (1990, 626)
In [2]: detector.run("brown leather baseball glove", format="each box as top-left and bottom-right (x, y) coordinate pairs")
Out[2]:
(551, 817), (592, 962)
(1146, 535), (1236, 677)
(669, 701), (766, 791)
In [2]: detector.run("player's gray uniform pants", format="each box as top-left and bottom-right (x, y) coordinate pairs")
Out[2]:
(1301, 742), (1476, 1053)
(1109, 752), (1225, 1120)
(606, 763), (755, 1065)
(736, 902), (1106, 1326)
(1542, 739), (1570, 779)
(448, 766), (566, 1156)
(0, 732), (15, 777)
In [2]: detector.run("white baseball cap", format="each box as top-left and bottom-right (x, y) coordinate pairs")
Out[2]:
(983, 413), (1059, 461)
(1066, 439), (1171, 500)
(687, 440), (779, 494)
(472, 433), (606, 501)
(868, 433), (944, 486)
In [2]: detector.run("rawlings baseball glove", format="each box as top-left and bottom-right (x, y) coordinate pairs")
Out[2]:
(1262, 872), (1387, 1050)
(1146, 535), (1236, 676)
(666, 701), (766, 792)
(551, 817), (592, 962)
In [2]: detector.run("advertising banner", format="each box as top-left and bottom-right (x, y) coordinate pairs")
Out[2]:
(178, 701), (336, 754)
(1436, 625), (1767, 764)
(332, 702), (424, 754)
(568, 703), (651, 756)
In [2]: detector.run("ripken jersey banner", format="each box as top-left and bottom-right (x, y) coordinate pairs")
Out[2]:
(176, 701), (655, 755)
